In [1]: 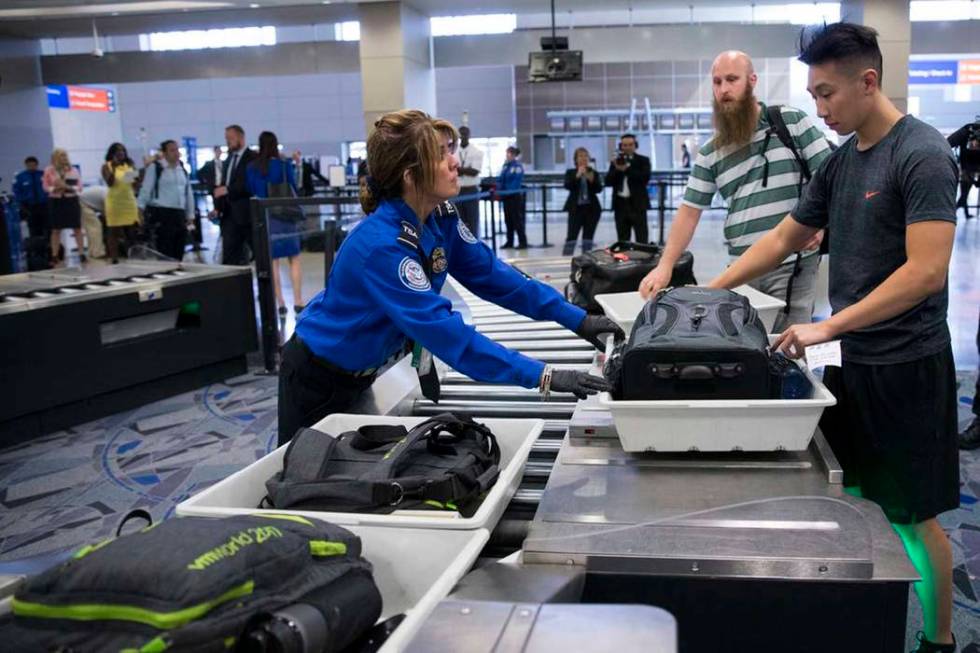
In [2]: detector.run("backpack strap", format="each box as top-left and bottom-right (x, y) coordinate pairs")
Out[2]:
(764, 105), (811, 189)
(348, 424), (409, 451)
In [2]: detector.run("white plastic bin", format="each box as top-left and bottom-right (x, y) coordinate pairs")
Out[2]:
(177, 414), (543, 530)
(595, 284), (786, 334)
(597, 356), (836, 452)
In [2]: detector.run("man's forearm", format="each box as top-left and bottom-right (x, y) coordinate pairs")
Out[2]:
(658, 205), (702, 267)
(822, 261), (946, 339)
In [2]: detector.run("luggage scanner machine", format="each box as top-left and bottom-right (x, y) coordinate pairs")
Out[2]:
(355, 259), (917, 653)
(0, 262), (257, 446)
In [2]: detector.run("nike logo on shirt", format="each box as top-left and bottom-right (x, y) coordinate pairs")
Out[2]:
(865, 190), (881, 200)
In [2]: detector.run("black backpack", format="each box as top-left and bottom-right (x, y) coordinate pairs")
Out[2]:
(566, 241), (697, 313)
(265, 413), (501, 517)
(605, 286), (771, 400)
(0, 514), (382, 653)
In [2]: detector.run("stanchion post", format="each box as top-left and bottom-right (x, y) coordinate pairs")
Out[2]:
(323, 218), (337, 283)
(488, 195), (497, 254)
(250, 198), (279, 374)
(541, 184), (550, 247)
(657, 180), (667, 246)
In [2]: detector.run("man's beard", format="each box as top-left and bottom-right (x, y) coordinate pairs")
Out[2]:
(712, 92), (758, 149)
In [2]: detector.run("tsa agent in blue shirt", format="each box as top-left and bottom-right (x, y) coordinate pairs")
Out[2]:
(278, 110), (622, 445)
(14, 156), (48, 238)
(497, 146), (527, 249)
(246, 131), (305, 318)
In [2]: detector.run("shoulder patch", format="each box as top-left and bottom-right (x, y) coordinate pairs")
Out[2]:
(398, 257), (431, 291)
(457, 220), (478, 244)
(396, 220), (420, 251)
(434, 201), (457, 218)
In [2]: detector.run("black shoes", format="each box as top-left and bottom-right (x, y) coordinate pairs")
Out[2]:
(910, 632), (956, 652)
(278, 306), (288, 319)
(960, 417), (980, 450)
(294, 304), (305, 314)
(500, 242), (514, 249)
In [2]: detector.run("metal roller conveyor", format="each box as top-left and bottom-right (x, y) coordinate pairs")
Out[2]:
(484, 329), (579, 341)
(438, 385), (578, 403)
(471, 314), (537, 325)
(413, 400), (577, 419)
(511, 350), (595, 363)
(476, 321), (566, 333)
(484, 338), (594, 351)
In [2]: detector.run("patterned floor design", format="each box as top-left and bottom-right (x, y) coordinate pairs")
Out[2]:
(0, 369), (977, 649)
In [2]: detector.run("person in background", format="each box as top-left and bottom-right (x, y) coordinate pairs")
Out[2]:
(214, 124), (257, 265)
(292, 150), (329, 197)
(562, 147), (604, 256)
(947, 120), (979, 219)
(453, 125), (484, 239)
(78, 185), (107, 259)
(42, 148), (84, 266)
(14, 156), (47, 239)
(680, 142), (691, 169)
(247, 131), (304, 318)
(605, 134), (652, 243)
(961, 311), (980, 450)
(197, 145), (223, 216)
(138, 139), (194, 261)
(498, 146), (527, 249)
(102, 142), (140, 264)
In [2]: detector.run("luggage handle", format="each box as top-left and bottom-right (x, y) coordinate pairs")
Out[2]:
(609, 241), (661, 255)
(651, 363), (745, 380)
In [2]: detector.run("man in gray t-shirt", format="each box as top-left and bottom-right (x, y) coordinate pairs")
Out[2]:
(709, 24), (959, 653)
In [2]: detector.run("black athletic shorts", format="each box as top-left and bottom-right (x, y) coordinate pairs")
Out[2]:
(819, 345), (960, 525)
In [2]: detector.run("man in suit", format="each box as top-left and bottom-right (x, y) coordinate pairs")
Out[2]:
(213, 126), (257, 265)
(197, 146), (223, 198)
(605, 133), (652, 243)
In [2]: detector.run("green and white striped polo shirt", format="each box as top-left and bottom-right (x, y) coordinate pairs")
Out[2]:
(682, 103), (831, 260)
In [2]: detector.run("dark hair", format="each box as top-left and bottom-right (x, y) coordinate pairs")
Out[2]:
(25, 156), (38, 165)
(159, 139), (177, 153)
(360, 109), (457, 214)
(798, 22), (883, 86)
(507, 146), (520, 156)
(620, 133), (637, 143)
(256, 130), (279, 176)
(225, 124), (245, 136)
(104, 142), (133, 166)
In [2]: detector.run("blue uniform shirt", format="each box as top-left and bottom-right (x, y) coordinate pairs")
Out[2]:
(14, 169), (46, 206)
(498, 160), (524, 192)
(296, 198), (585, 388)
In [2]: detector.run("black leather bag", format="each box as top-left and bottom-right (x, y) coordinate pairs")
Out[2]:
(567, 241), (696, 313)
(265, 413), (501, 517)
(610, 286), (770, 400)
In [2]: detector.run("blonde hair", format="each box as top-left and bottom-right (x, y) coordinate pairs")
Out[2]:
(359, 109), (457, 214)
(51, 148), (70, 169)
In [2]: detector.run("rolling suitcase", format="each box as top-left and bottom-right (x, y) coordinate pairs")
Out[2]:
(567, 241), (696, 313)
(615, 286), (770, 400)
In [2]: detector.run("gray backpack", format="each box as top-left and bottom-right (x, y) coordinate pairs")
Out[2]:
(1, 514), (381, 652)
(265, 413), (501, 517)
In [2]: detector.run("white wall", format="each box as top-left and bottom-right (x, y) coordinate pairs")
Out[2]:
(0, 38), (53, 192)
(435, 65), (515, 138)
(114, 72), (364, 161)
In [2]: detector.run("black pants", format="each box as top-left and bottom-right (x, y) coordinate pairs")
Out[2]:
(502, 195), (527, 247)
(957, 173), (977, 212)
(613, 204), (648, 243)
(563, 204), (601, 255)
(454, 194), (480, 239)
(277, 336), (377, 447)
(20, 203), (48, 238)
(145, 206), (187, 261)
(221, 219), (253, 265)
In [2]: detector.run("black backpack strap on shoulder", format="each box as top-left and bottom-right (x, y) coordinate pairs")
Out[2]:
(765, 105), (811, 189)
(152, 160), (163, 200)
(782, 252), (804, 315)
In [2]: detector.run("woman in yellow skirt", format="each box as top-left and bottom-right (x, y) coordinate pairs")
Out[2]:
(102, 142), (140, 263)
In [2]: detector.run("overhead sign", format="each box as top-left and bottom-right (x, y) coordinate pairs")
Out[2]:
(959, 59), (980, 85)
(908, 60), (958, 84)
(46, 85), (116, 112)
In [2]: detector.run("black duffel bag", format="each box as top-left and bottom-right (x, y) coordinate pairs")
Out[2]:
(265, 413), (501, 517)
(607, 286), (770, 400)
(566, 241), (697, 313)
(0, 514), (382, 653)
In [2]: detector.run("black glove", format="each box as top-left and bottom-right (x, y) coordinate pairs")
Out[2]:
(550, 369), (612, 400)
(575, 315), (626, 349)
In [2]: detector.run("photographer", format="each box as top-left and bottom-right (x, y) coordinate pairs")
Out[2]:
(947, 116), (980, 219)
(563, 146), (604, 255)
(605, 134), (652, 243)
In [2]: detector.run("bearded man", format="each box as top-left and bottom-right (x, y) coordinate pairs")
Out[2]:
(639, 50), (832, 332)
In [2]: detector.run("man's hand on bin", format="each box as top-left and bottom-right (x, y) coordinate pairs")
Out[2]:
(550, 370), (612, 399)
(639, 264), (673, 300)
(575, 315), (625, 350)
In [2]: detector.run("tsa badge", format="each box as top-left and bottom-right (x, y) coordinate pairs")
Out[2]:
(457, 221), (478, 244)
(431, 247), (448, 274)
(398, 257), (431, 291)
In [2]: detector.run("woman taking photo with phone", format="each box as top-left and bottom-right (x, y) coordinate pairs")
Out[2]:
(42, 148), (84, 266)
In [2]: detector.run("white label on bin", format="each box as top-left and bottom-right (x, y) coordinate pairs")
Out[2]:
(804, 340), (842, 370)
(138, 287), (163, 302)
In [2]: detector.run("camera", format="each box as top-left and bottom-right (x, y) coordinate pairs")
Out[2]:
(614, 151), (626, 166)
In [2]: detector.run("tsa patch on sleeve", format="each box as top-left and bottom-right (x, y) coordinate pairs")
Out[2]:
(398, 257), (431, 291)
(457, 221), (478, 244)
